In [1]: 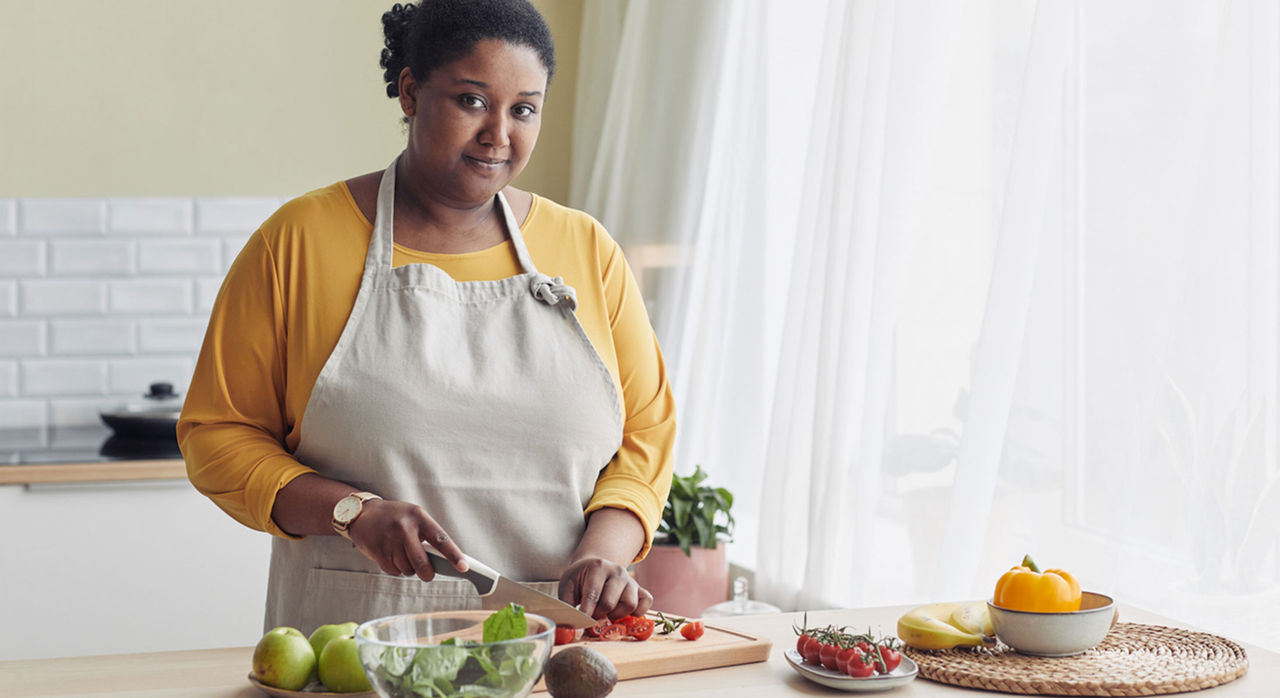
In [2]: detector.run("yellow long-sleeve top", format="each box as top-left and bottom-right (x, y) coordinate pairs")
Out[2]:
(179, 182), (675, 561)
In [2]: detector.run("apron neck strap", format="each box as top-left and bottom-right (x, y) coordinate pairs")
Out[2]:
(366, 155), (542, 277)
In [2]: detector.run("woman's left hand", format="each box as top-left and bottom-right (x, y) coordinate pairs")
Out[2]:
(559, 555), (653, 620)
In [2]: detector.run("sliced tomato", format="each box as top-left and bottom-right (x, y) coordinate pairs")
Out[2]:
(583, 619), (613, 639)
(592, 622), (626, 641)
(624, 616), (654, 641)
(554, 626), (577, 646)
(680, 620), (704, 641)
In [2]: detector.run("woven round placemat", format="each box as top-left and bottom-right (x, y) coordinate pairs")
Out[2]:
(902, 623), (1249, 696)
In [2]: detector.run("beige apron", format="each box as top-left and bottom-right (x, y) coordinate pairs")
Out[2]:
(264, 156), (623, 633)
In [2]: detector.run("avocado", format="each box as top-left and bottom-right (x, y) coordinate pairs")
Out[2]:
(544, 645), (618, 698)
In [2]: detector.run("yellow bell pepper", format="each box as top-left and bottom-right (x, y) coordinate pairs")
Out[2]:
(993, 554), (1082, 612)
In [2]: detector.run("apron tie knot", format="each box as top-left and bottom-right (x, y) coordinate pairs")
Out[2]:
(530, 274), (578, 310)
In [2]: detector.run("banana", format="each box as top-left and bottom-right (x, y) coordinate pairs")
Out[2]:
(948, 600), (995, 637)
(896, 601), (994, 650)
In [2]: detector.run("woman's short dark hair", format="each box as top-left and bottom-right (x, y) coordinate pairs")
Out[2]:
(380, 0), (556, 98)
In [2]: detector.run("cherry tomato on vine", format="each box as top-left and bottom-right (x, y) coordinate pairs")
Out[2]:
(846, 649), (876, 678)
(876, 645), (901, 674)
(680, 620), (705, 641)
(819, 643), (841, 671)
(800, 635), (822, 664)
(796, 633), (811, 654)
(836, 646), (860, 674)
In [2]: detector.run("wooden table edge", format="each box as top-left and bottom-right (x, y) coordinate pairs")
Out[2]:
(0, 458), (186, 485)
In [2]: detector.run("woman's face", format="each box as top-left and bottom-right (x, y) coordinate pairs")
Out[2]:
(399, 39), (548, 207)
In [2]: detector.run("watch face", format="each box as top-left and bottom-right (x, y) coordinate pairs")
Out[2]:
(334, 496), (361, 523)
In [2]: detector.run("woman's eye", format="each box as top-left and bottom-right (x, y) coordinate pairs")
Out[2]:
(513, 104), (537, 118)
(460, 95), (485, 109)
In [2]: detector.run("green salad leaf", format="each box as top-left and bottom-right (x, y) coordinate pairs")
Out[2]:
(482, 603), (528, 643)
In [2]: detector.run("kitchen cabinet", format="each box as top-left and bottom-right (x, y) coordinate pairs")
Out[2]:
(2, 467), (271, 661)
(1, 603), (1274, 696)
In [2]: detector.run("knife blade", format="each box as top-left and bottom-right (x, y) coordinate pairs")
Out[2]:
(423, 545), (598, 629)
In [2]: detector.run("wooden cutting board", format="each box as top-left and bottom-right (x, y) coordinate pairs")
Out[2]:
(533, 618), (773, 692)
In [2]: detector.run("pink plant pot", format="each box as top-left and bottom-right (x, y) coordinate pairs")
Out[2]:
(632, 542), (729, 618)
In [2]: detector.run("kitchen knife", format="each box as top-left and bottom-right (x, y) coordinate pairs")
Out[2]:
(423, 545), (598, 629)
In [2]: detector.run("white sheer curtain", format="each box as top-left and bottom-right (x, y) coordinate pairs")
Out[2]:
(569, 0), (1280, 652)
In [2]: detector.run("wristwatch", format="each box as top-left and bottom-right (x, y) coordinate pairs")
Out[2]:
(332, 491), (382, 540)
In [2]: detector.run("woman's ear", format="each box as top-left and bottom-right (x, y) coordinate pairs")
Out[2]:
(398, 66), (418, 116)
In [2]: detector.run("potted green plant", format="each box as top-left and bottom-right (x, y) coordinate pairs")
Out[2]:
(633, 465), (735, 617)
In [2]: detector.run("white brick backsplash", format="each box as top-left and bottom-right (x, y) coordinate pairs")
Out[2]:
(20, 279), (107, 316)
(196, 198), (279, 235)
(21, 359), (107, 396)
(0, 240), (47, 276)
(0, 281), (15, 317)
(3, 196), (263, 429)
(109, 357), (193, 395)
(51, 319), (136, 356)
(108, 279), (192, 314)
(138, 318), (208, 353)
(109, 198), (194, 236)
(0, 361), (15, 397)
(0, 321), (46, 356)
(19, 199), (106, 236)
(51, 239), (134, 276)
(0, 200), (17, 235)
(196, 277), (224, 314)
(49, 396), (132, 427)
(0, 399), (47, 429)
(138, 239), (222, 275)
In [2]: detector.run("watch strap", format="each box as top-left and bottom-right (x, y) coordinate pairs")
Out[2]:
(332, 491), (382, 539)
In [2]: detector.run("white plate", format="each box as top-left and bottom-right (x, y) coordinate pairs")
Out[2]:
(247, 674), (376, 697)
(783, 649), (918, 693)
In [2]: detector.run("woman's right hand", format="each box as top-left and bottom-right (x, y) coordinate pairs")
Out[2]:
(346, 499), (469, 581)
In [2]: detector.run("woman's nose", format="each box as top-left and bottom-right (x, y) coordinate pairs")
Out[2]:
(478, 112), (511, 148)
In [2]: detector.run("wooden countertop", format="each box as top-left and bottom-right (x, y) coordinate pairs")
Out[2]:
(2, 604), (1274, 697)
(0, 459), (186, 486)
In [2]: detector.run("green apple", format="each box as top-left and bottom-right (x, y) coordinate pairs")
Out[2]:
(309, 622), (358, 660)
(318, 634), (373, 693)
(252, 626), (316, 691)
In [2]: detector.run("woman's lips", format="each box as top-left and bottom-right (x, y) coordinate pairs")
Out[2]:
(464, 155), (507, 171)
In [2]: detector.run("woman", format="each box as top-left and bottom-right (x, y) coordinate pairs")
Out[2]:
(179, 0), (675, 634)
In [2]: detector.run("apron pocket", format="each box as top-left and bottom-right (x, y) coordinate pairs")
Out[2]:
(301, 568), (481, 629)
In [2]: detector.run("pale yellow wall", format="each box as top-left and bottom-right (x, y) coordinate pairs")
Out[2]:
(520, 0), (582, 204)
(0, 0), (581, 201)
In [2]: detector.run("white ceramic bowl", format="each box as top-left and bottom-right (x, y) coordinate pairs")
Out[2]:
(987, 591), (1116, 657)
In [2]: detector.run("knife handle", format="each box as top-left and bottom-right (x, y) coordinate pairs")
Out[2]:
(423, 544), (500, 596)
